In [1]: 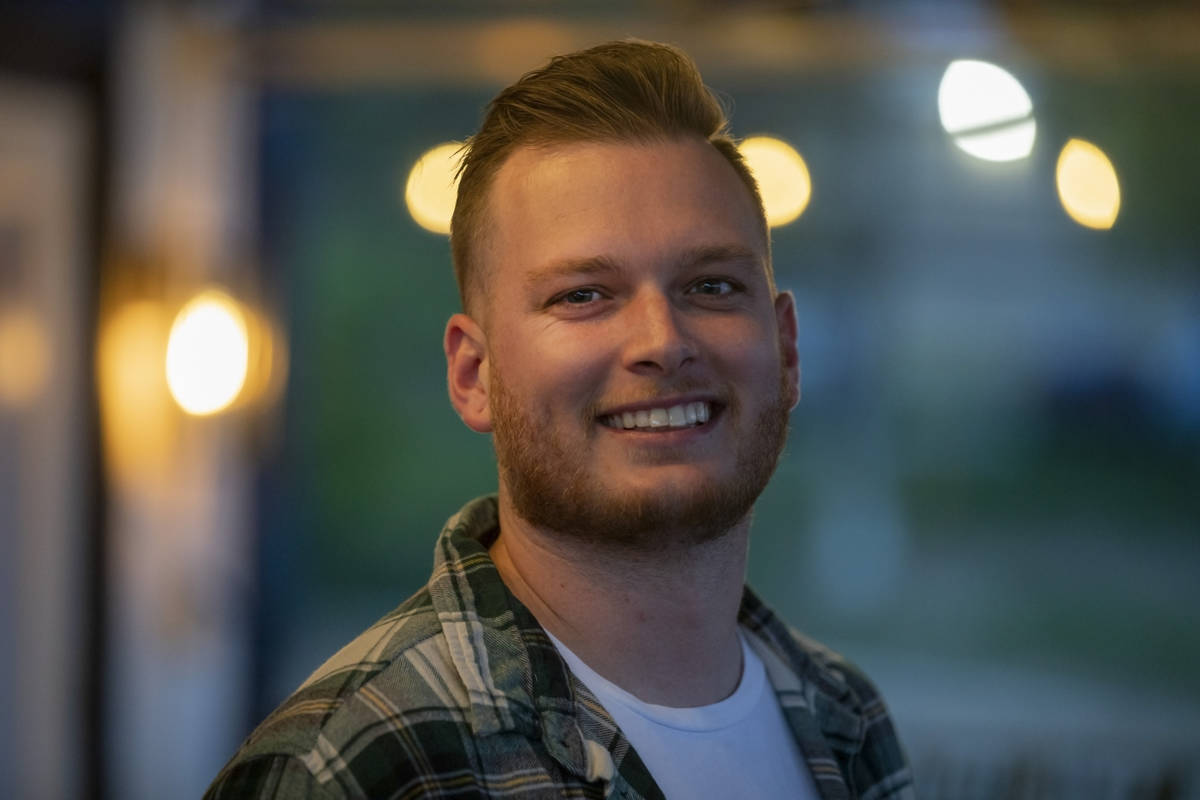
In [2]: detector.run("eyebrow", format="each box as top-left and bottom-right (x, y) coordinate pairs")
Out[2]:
(524, 256), (622, 287)
(673, 243), (763, 271)
(524, 243), (763, 287)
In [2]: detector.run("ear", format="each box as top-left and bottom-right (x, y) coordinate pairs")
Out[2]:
(774, 291), (801, 410)
(444, 313), (493, 432)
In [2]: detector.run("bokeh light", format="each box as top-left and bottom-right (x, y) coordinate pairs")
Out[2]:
(96, 299), (175, 486)
(738, 136), (812, 227)
(165, 290), (249, 416)
(938, 59), (1036, 162)
(404, 141), (464, 235)
(1056, 138), (1121, 230)
(239, 300), (289, 413)
(0, 305), (51, 408)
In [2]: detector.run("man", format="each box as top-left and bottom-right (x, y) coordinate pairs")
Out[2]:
(207, 40), (913, 799)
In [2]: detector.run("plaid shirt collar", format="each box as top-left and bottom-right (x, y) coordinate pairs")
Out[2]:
(428, 494), (875, 798)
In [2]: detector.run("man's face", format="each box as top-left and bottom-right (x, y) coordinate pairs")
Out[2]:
(469, 137), (799, 548)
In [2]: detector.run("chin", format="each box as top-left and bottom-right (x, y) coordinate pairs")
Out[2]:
(509, 467), (758, 551)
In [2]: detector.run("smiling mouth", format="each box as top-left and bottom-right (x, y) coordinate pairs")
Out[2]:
(599, 401), (713, 432)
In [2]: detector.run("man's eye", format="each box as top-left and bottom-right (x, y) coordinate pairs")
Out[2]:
(560, 288), (602, 304)
(690, 278), (735, 296)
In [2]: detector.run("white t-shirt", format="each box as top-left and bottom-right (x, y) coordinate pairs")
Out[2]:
(547, 629), (820, 800)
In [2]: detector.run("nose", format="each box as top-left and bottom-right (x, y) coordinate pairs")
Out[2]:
(622, 289), (695, 375)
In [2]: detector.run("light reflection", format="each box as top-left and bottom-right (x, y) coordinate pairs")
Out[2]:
(0, 305), (51, 408)
(165, 290), (249, 416)
(1056, 138), (1121, 230)
(404, 142), (464, 235)
(938, 59), (1036, 162)
(738, 136), (812, 227)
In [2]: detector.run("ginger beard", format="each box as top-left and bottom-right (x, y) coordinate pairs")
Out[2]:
(488, 360), (792, 552)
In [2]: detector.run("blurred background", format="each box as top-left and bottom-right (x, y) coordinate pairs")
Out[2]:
(1, 0), (1198, 798)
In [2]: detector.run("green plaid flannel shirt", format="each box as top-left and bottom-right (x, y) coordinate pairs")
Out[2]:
(206, 496), (914, 799)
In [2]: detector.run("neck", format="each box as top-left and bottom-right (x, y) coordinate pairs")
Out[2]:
(489, 492), (750, 707)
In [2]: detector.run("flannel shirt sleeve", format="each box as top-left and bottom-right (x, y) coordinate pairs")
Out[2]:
(204, 753), (338, 800)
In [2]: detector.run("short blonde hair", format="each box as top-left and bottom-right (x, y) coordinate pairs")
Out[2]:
(450, 39), (769, 315)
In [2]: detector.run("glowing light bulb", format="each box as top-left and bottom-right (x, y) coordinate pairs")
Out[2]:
(165, 291), (249, 416)
(404, 142), (464, 235)
(738, 136), (812, 227)
(1056, 138), (1121, 230)
(938, 60), (1036, 162)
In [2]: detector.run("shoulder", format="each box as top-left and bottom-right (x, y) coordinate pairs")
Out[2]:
(206, 588), (477, 799)
(784, 628), (910, 772)
(204, 752), (335, 800)
(785, 625), (889, 713)
(740, 591), (914, 799)
(796, 633), (914, 799)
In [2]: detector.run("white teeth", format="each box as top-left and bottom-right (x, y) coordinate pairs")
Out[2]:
(603, 401), (713, 430)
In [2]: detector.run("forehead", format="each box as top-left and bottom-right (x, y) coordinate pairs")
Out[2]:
(478, 137), (768, 297)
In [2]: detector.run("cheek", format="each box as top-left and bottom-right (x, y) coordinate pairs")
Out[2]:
(707, 321), (780, 376)
(502, 325), (614, 403)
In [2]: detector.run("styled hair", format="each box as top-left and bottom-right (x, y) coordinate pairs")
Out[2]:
(449, 39), (770, 315)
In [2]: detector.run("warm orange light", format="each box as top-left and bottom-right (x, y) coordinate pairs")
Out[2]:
(738, 136), (813, 227)
(239, 301), (288, 412)
(1056, 138), (1121, 230)
(404, 142), (464, 235)
(96, 300), (176, 486)
(0, 305), (52, 408)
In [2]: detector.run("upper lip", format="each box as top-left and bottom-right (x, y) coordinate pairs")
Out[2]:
(596, 394), (720, 417)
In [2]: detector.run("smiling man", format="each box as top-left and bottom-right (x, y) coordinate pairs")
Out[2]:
(208, 40), (913, 800)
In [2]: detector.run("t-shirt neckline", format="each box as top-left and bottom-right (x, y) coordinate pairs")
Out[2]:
(545, 627), (766, 733)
